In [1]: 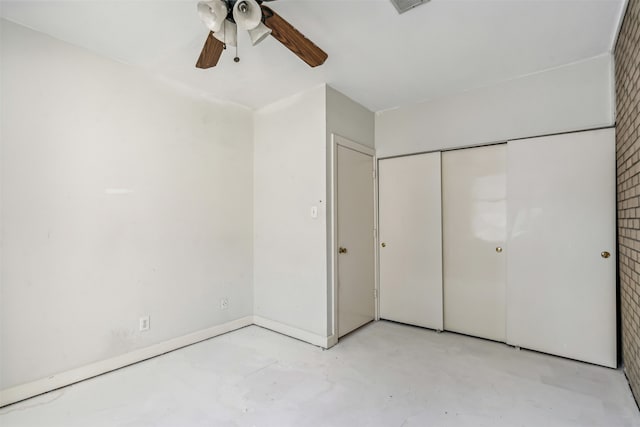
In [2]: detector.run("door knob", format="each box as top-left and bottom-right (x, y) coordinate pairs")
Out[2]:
(381, 242), (386, 248)
(601, 251), (611, 259)
(339, 247), (348, 254)
(496, 247), (503, 253)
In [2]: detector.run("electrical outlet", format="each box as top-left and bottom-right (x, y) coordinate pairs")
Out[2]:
(220, 298), (229, 310)
(139, 316), (150, 331)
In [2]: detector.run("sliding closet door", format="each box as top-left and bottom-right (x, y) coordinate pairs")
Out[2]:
(379, 153), (443, 330)
(442, 145), (507, 342)
(507, 128), (616, 368)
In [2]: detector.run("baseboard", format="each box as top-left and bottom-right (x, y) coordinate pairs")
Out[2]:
(0, 316), (253, 407)
(1, 315), (335, 407)
(252, 316), (332, 348)
(326, 334), (339, 348)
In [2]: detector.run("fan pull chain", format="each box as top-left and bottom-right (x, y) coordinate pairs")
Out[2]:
(223, 20), (227, 49)
(234, 43), (240, 63)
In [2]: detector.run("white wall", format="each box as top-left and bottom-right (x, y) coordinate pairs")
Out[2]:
(0, 20), (254, 390)
(253, 85), (329, 339)
(375, 54), (615, 158)
(325, 86), (375, 335)
(326, 86), (375, 149)
(253, 85), (375, 341)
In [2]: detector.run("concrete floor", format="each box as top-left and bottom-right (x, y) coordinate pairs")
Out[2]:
(1, 321), (639, 427)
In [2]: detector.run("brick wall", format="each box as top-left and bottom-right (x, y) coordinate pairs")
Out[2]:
(616, 0), (640, 406)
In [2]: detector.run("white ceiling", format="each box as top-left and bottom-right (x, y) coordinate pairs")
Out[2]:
(0, 0), (625, 111)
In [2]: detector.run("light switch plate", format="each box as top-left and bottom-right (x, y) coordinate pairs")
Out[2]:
(139, 316), (150, 331)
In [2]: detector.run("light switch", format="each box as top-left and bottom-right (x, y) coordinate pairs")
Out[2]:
(311, 206), (318, 219)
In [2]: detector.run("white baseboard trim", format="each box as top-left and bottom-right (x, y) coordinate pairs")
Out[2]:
(326, 334), (339, 348)
(253, 316), (331, 348)
(0, 316), (253, 408)
(1, 315), (338, 407)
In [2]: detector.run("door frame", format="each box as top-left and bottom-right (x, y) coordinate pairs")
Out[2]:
(329, 134), (377, 345)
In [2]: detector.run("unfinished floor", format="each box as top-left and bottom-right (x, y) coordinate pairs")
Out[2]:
(1, 321), (638, 427)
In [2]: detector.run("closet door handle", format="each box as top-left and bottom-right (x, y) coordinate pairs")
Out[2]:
(381, 242), (386, 248)
(339, 247), (348, 254)
(496, 247), (503, 253)
(601, 251), (610, 259)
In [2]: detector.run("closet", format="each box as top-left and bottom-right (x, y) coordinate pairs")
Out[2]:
(378, 128), (616, 368)
(506, 129), (616, 368)
(378, 152), (443, 330)
(442, 145), (507, 342)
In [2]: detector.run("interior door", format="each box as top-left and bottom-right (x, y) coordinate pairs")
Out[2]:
(379, 152), (443, 330)
(442, 145), (507, 342)
(337, 143), (375, 338)
(506, 128), (616, 368)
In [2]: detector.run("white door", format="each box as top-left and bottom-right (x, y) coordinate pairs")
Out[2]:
(442, 145), (507, 342)
(337, 143), (375, 338)
(379, 152), (443, 330)
(506, 128), (616, 368)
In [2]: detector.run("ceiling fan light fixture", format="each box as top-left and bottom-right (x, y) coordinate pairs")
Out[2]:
(249, 22), (272, 46)
(212, 20), (238, 47)
(197, 0), (228, 32)
(233, 0), (263, 31)
(389, 0), (431, 14)
(195, 2), (328, 69)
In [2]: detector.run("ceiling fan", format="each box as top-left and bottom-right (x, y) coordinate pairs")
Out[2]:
(195, 0), (328, 69)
